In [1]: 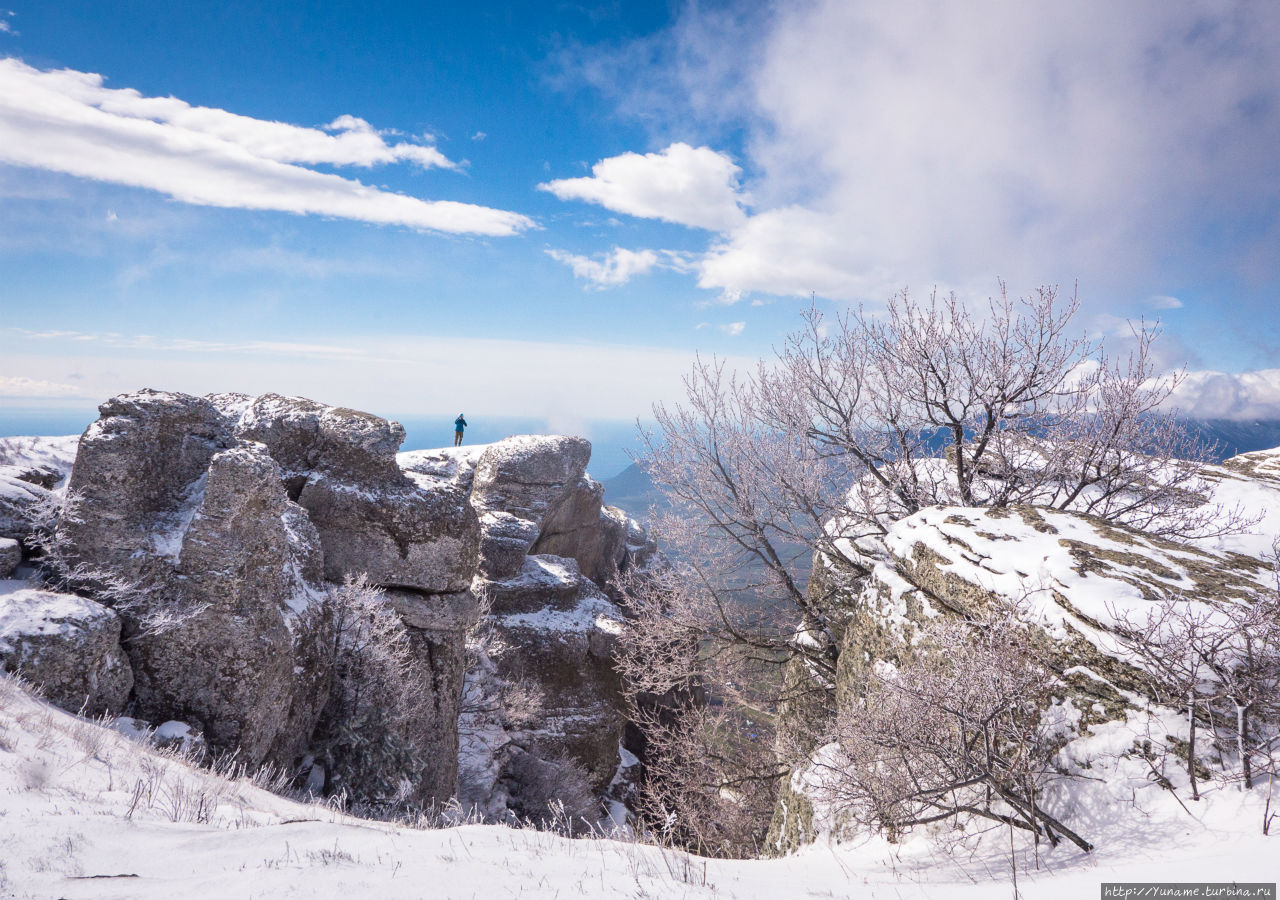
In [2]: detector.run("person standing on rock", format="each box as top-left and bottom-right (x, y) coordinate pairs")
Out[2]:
(454, 413), (467, 446)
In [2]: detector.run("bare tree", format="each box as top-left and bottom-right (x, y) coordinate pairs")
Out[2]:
(639, 283), (1229, 680)
(817, 601), (1093, 852)
(1113, 579), (1280, 798)
(627, 282), (1231, 851)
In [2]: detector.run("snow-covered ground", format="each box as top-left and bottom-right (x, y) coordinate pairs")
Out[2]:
(0, 435), (78, 482)
(0, 671), (1274, 899)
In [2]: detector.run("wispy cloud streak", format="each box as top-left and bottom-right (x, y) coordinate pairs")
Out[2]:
(0, 58), (534, 235)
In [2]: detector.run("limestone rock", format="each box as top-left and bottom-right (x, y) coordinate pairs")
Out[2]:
(0, 582), (132, 715)
(471, 436), (591, 526)
(482, 565), (627, 792)
(58, 390), (234, 580)
(123, 443), (331, 765)
(385, 588), (479, 632)
(236, 394), (480, 592)
(0, 538), (20, 578)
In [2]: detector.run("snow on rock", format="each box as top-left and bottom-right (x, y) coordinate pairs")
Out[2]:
(0, 433), (79, 487)
(0, 537), (19, 578)
(0, 467), (55, 545)
(773, 455), (1280, 854)
(237, 393), (481, 593)
(0, 579), (132, 715)
(398, 443), (490, 491)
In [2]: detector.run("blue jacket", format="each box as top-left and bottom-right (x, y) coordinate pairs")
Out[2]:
(454, 416), (467, 431)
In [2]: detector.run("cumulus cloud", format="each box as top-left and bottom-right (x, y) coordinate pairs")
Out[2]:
(546, 247), (661, 288)
(1161, 369), (1280, 420)
(539, 142), (747, 232)
(0, 58), (534, 236)
(565, 3), (1280, 309)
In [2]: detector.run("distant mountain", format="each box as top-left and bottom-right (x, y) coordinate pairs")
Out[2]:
(1189, 419), (1280, 461)
(601, 421), (1280, 519)
(600, 462), (669, 525)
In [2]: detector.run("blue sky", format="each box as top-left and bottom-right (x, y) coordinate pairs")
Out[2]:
(2, 1), (1279, 425)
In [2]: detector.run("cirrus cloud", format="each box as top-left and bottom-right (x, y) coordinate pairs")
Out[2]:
(0, 58), (534, 236)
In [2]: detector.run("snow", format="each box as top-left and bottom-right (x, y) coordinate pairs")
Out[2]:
(5, 671), (1269, 899)
(0, 580), (110, 655)
(398, 443), (490, 483)
(0, 434), (79, 485)
(500, 594), (626, 636)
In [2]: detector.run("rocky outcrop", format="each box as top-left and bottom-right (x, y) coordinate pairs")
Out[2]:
(0, 582), (132, 715)
(49, 389), (484, 780)
(238, 394), (479, 593)
(430, 436), (658, 819)
(7, 391), (655, 817)
(768, 492), (1280, 853)
(0, 539), (19, 579)
(57, 400), (331, 765)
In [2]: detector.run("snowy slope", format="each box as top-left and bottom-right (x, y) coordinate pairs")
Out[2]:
(1, 672), (1275, 899)
(0, 435), (79, 485)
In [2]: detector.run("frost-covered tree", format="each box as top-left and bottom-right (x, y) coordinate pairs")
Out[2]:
(636, 283), (1224, 674)
(819, 601), (1093, 852)
(622, 282), (1228, 851)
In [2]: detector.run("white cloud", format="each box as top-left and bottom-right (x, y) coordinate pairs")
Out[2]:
(0, 21), (11, 35)
(1161, 369), (1280, 421)
(721, 322), (745, 336)
(546, 247), (661, 288)
(539, 142), (747, 232)
(1147, 295), (1184, 310)
(0, 375), (85, 398)
(572, 3), (1280, 308)
(0, 58), (534, 236)
(472, 131), (487, 141)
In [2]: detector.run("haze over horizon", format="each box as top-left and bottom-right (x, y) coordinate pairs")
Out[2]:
(2, 2), (1279, 422)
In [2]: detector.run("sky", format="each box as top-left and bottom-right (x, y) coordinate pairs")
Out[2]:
(1, 0), (1279, 426)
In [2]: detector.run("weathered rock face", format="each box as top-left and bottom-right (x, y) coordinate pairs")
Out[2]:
(239, 394), (480, 593)
(768, 493), (1280, 853)
(483, 563), (628, 791)
(0, 582), (132, 716)
(60, 390), (234, 580)
(121, 443), (331, 764)
(440, 435), (659, 817)
(0, 538), (20, 579)
(24, 394), (651, 815)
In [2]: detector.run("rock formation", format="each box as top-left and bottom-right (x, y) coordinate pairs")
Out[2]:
(0, 582), (132, 716)
(767, 448), (1280, 853)
(0, 390), (657, 818)
(403, 435), (658, 819)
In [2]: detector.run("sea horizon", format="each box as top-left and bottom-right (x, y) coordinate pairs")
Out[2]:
(0, 405), (647, 481)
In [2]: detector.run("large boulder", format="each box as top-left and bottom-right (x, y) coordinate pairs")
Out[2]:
(470, 555), (628, 799)
(0, 581), (132, 715)
(768, 501), (1277, 852)
(54, 393), (333, 767)
(235, 394), (479, 592)
(122, 443), (332, 765)
(470, 436), (591, 580)
(59, 390), (234, 580)
(0, 538), (20, 579)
